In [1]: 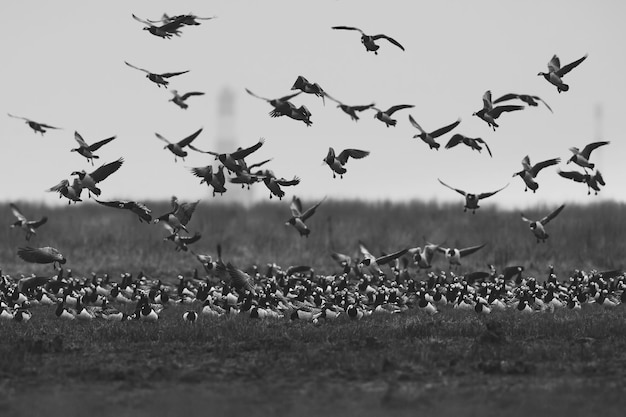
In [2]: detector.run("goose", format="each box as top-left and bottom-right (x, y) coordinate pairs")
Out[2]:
(492, 93), (553, 113)
(285, 196), (326, 237)
(408, 115), (461, 150)
(444, 134), (492, 157)
(436, 243), (486, 268)
(331, 26), (404, 54)
(291, 76), (326, 104)
(190, 164), (227, 196)
(567, 141), (609, 169)
(169, 90), (205, 109)
(155, 127), (204, 161)
(229, 158), (272, 189)
(75, 296), (95, 321)
(558, 169), (606, 195)
(323, 147), (369, 178)
(270, 102), (313, 126)
(182, 310), (198, 323)
(70, 131), (116, 165)
(417, 293), (438, 315)
(324, 94), (375, 121)
(46, 178), (83, 204)
(163, 224), (201, 252)
(437, 179), (508, 213)
(125, 61), (189, 88)
(153, 196), (199, 233)
(71, 157), (124, 197)
(12, 308), (32, 323)
(223, 262), (257, 296)
(98, 300), (127, 321)
(131, 13), (187, 38)
(147, 13), (217, 27)
(512, 155), (560, 192)
(408, 242), (440, 269)
(134, 297), (160, 321)
(538, 54), (588, 93)
(203, 138), (265, 174)
(372, 104), (414, 127)
(8, 113), (61, 135)
(358, 242), (408, 276)
(521, 204), (565, 243)
(256, 170), (300, 199)
(472, 90), (524, 131)
(245, 88), (302, 118)
(17, 246), (66, 268)
(9, 203), (48, 241)
(94, 199), (152, 223)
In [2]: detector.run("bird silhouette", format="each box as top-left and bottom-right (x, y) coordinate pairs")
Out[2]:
(9, 203), (48, 241)
(323, 147), (369, 178)
(71, 131), (116, 165)
(373, 104), (414, 127)
(285, 196), (326, 237)
(437, 179), (509, 213)
(169, 90), (205, 109)
(155, 127), (204, 161)
(408, 115), (461, 150)
(71, 157), (124, 197)
(8, 113), (61, 135)
(445, 134), (492, 157)
(125, 61), (189, 88)
(512, 155), (560, 193)
(472, 90), (524, 131)
(331, 26), (405, 54)
(94, 199), (152, 223)
(538, 54), (588, 93)
(521, 204), (566, 243)
(567, 141), (609, 169)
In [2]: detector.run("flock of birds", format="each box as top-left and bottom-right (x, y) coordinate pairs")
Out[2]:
(2, 12), (620, 324)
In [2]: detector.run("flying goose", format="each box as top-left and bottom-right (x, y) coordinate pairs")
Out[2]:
(444, 134), (492, 157)
(46, 178), (83, 204)
(358, 242), (408, 276)
(8, 113), (61, 135)
(153, 196), (199, 234)
(204, 138), (265, 174)
(557, 169), (606, 195)
(155, 127), (204, 161)
(291, 76), (326, 104)
(9, 203), (48, 241)
(285, 196), (326, 237)
(472, 90), (524, 131)
(191, 164), (227, 196)
(407, 242), (440, 269)
(71, 157), (124, 197)
(323, 147), (369, 178)
(71, 131), (116, 165)
(229, 158), (272, 189)
(512, 155), (560, 192)
(94, 199), (152, 223)
(257, 170), (300, 199)
(437, 179), (508, 213)
(538, 54), (588, 93)
(436, 243), (487, 268)
(324, 95), (375, 121)
(493, 93), (553, 113)
(163, 223), (201, 252)
(131, 13), (187, 38)
(125, 61), (189, 88)
(521, 204), (566, 243)
(17, 246), (67, 268)
(169, 90), (205, 109)
(373, 104), (414, 127)
(408, 115), (461, 150)
(567, 141), (609, 169)
(148, 13), (216, 27)
(331, 26), (405, 54)
(245, 88), (302, 117)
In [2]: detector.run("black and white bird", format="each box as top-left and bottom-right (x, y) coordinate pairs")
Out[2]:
(358, 242), (408, 276)
(169, 90), (205, 109)
(557, 169), (606, 195)
(512, 155), (560, 193)
(291, 76), (326, 104)
(182, 310), (198, 323)
(538, 54), (588, 93)
(331, 26), (405, 54)
(445, 134), (492, 157)
(437, 179), (508, 214)
(94, 199), (152, 223)
(163, 224), (201, 252)
(325, 95), (375, 121)
(132, 13), (187, 38)
(8, 113), (61, 135)
(408, 115), (461, 150)
(436, 244), (486, 268)
(71, 131), (116, 165)
(373, 104), (414, 127)
(323, 147), (369, 178)
(125, 61), (189, 88)
(71, 158), (124, 197)
(257, 170), (300, 200)
(472, 90), (524, 131)
(204, 138), (265, 174)
(155, 127), (204, 161)
(9, 203), (48, 241)
(285, 196), (326, 237)
(521, 204), (566, 243)
(567, 141), (609, 170)
(245, 88), (302, 118)
(47, 178), (83, 204)
(154, 196), (199, 234)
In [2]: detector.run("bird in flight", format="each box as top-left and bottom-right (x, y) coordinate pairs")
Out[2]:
(538, 54), (588, 93)
(291, 76), (326, 104)
(408, 115), (461, 150)
(323, 147), (369, 178)
(131, 13), (187, 38)
(331, 26), (405, 54)
(357, 241), (408, 276)
(94, 199), (152, 223)
(190, 164), (227, 197)
(521, 204), (566, 243)
(125, 61), (189, 88)
(8, 113), (61, 135)
(437, 179), (509, 214)
(147, 13), (217, 27)
(325, 95), (375, 121)
(204, 138), (265, 174)
(155, 127), (204, 162)
(71, 131), (116, 165)
(285, 196), (327, 237)
(162, 223), (201, 252)
(153, 196), (199, 234)
(47, 178), (83, 204)
(169, 90), (205, 109)
(472, 90), (524, 131)
(17, 246), (67, 268)
(445, 134), (492, 157)
(9, 203), (48, 241)
(567, 141), (609, 170)
(557, 169), (606, 195)
(492, 93), (553, 113)
(256, 170), (300, 200)
(372, 104), (414, 127)
(436, 243), (487, 268)
(512, 155), (560, 193)
(71, 158), (124, 197)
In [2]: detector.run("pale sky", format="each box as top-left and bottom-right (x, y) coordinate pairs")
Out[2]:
(2, 0), (625, 209)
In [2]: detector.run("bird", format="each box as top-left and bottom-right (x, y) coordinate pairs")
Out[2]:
(70, 131), (116, 165)
(472, 90), (524, 131)
(8, 113), (61, 135)
(444, 134), (492, 157)
(163, 224), (202, 252)
(125, 61), (189, 88)
(169, 90), (205, 109)
(71, 157), (124, 197)
(512, 155), (560, 193)
(331, 26), (405, 54)
(94, 199), (152, 223)
(492, 93), (553, 113)
(285, 196), (326, 237)
(324, 95), (375, 121)
(155, 127), (204, 161)
(437, 179), (509, 213)
(408, 242), (440, 269)
(182, 310), (198, 323)
(190, 165), (228, 196)
(271, 102), (313, 126)
(538, 54), (588, 93)
(323, 147), (369, 178)
(567, 141), (610, 170)
(257, 170), (300, 200)
(131, 13), (187, 38)
(358, 242), (408, 276)
(372, 104), (414, 127)
(408, 115), (461, 150)
(147, 13), (217, 27)
(9, 203), (48, 241)
(46, 178), (83, 204)
(521, 204), (566, 243)
(204, 138), (265, 174)
(17, 246), (66, 268)
(291, 76), (326, 104)
(245, 88), (302, 117)
(557, 169), (606, 195)
(229, 159), (272, 189)
(437, 243), (486, 268)
(153, 196), (199, 234)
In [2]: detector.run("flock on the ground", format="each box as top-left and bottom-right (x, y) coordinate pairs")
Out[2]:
(3, 10), (620, 323)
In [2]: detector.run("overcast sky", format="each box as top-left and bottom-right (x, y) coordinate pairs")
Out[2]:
(2, 0), (625, 210)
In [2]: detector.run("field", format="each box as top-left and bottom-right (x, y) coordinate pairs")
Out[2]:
(1, 200), (626, 416)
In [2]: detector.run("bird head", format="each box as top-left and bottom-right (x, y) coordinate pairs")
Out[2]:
(71, 170), (86, 179)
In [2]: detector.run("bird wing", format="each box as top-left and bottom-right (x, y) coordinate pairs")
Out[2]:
(181, 232), (202, 245)
(437, 179), (466, 197)
(300, 196), (327, 222)
(444, 134), (464, 149)
(547, 55), (561, 73)
(160, 70), (189, 78)
(489, 105), (524, 119)
(191, 166), (212, 179)
(530, 158), (560, 177)
(90, 158), (124, 183)
(350, 103), (376, 112)
(177, 127), (203, 147)
(557, 169), (586, 183)
(88, 136), (116, 152)
(532, 95), (553, 113)
(180, 91), (205, 100)
(331, 26), (364, 34)
(540, 204), (565, 225)
(94, 199), (125, 209)
(372, 34), (405, 50)
(478, 183), (509, 199)
(290, 196), (303, 217)
(520, 213), (533, 223)
(7, 113), (30, 121)
(73, 131), (89, 148)
(276, 176), (300, 186)
(154, 133), (172, 144)
(430, 118), (461, 138)
(337, 149), (369, 165)
(358, 242), (375, 261)
(459, 243), (486, 258)
(331, 251), (352, 267)
(492, 93), (518, 105)
(555, 54), (587, 77)
(247, 158), (272, 170)
(482, 90), (493, 111)
(474, 137), (493, 157)
(28, 216), (48, 228)
(131, 13), (153, 27)
(47, 179), (69, 192)
(17, 246), (62, 264)
(408, 114), (426, 134)
(230, 138), (264, 160)
(244, 88), (269, 101)
(174, 200), (199, 225)
(125, 61), (151, 74)
(10, 203), (27, 222)
(386, 104), (414, 115)
(226, 262), (256, 295)
(375, 248), (409, 265)
(580, 141), (609, 159)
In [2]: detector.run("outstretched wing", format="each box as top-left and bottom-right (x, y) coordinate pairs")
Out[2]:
(290, 196), (303, 217)
(180, 91), (205, 100)
(478, 183), (509, 199)
(445, 134), (464, 149)
(90, 158), (124, 183)
(88, 136), (116, 152)
(300, 196), (326, 222)
(437, 179), (466, 197)
(474, 137), (493, 157)
(386, 104), (414, 116)
(73, 131), (89, 148)
(540, 204), (565, 225)
(556, 54), (588, 77)
(408, 114), (426, 134)
(10, 203), (27, 222)
(124, 61), (151, 74)
(245, 88), (269, 101)
(177, 128), (203, 147)
(459, 243), (486, 258)
(247, 158), (272, 170)
(174, 200), (199, 226)
(8, 113), (30, 122)
(331, 26), (364, 34)
(580, 141), (609, 159)
(531, 158), (561, 177)
(47, 179), (69, 192)
(375, 248), (409, 265)
(131, 13), (153, 27)
(547, 55), (561, 73)
(372, 34), (405, 50)
(94, 199), (125, 209)
(430, 118), (461, 138)
(29, 217), (48, 228)
(276, 176), (300, 186)
(557, 169), (586, 183)
(231, 138), (264, 160)
(160, 70), (189, 78)
(337, 149), (369, 165)
(226, 262), (256, 295)
(490, 105), (524, 119)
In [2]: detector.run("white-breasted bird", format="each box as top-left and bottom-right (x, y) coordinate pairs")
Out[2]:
(437, 179), (509, 214)
(512, 155), (560, 193)
(285, 196), (326, 237)
(9, 203), (48, 241)
(472, 90), (524, 131)
(521, 204), (566, 243)
(567, 141), (609, 170)
(436, 243), (487, 268)
(71, 131), (116, 165)
(538, 54), (588, 93)
(8, 113), (61, 135)
(373, 104), (414, 127)
(323, 147), (369, 178)
(71, 157), (124, 197)
(155, 127), (204, 161)
(408, 115), (461, 150)
(169, 90), (205, 109)
(125, 61), (189, 88)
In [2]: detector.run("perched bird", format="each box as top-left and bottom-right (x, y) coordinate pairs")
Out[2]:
(472, 90), (524, 131)
(408, 115), (461, 150)
(331, 26), (405, 54)
(125, 61), (189, 88)
(154, 196), (199, 234)
(557, 169), (606, 195)
(131, 13), (187, 38)
(70, 131), (116, 165)
(245, 88), (302, 118)
(323, 147), (369, 178)
(567, 141), (610, 169)
(17, 246), (66, 268)
(46, 178), (83, 204)
(9, 203), (48, 241)
(71, 157), (124, 197)
(8, 113), (61, 135)
(257, 170), (300, 199)
(445, 134), (492, 157)
(437, 179), (508, 213)
(437, 244), (487, 268)
(155, 127), (204, 161)
(521, 204), (566, 243)
(94, 199), (152, 223)
(291, 76), (326, 104)
(512, 155), (560, 193)
(169, 90), (205, 109)
(285, 196), (326, 237)
(493, 93), (553, 113)
(538, 54), (588, 93)
(373, 104), (414, 127)
(325, 95), (375, 121)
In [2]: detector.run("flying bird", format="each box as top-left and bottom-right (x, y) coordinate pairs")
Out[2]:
(71, 131), (116, 165)
(436, 243), (487, 268)
(324, 95), (375, 121)
(17, 246), (66, 268)
(131, 13), (187, 38)
(191, 165), (227, 196)
(71, 158), (124, 197)
(373, 104), (414, 127)
(291, 76), (326, 104)
(94, 199), (152, 223)
(8, 113), (61, 135)
(285, 196), (326, 237)
(437, 179), (509, 213)
(245, 88), (301, 117)
(155, 127), (204, 161)
(229, 159), (272, 189)
(472, 90), (524, 131)
(512, 155), (560, 192)
(445, 134), (492, 157)
(204, 138), (265, 174)
(408, 242), (440, 270)
(567, 141), (609, 169)
(408, 115), (461, 150)
(46, 178), (83, 204)
(538, 54), (588, 93)
(323, 147), (369, 178)
(153, 196), (199, 234)
(521, 204), (566, 243)
(9, 203), (48, 241)
(557, 169), (606, 195)
(163, 223), (201, 252)
(492, 93), (553, 113)
(357, 242), (408, 276)
(125, 61), (189, 88)
(331, 26), (405, 54)
(169, 90), (205, 109)
(257, 170), (300, 200)
(147, 13), (217, 27)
